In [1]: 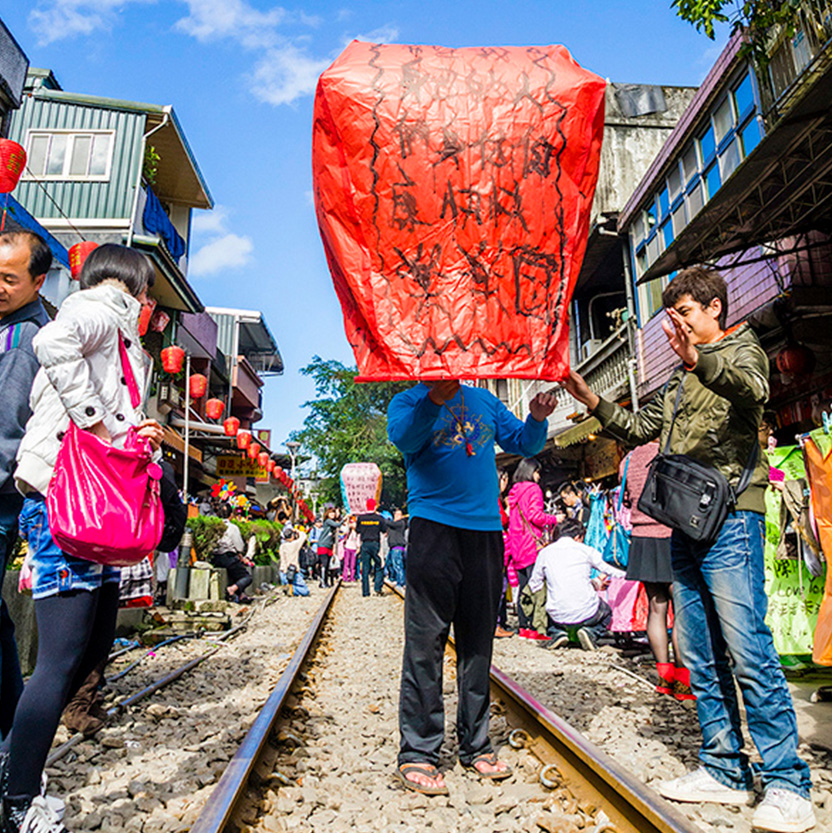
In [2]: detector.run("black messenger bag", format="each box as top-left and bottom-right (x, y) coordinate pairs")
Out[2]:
(637, 375), (758, 544)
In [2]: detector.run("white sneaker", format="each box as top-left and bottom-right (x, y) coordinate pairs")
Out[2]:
(752, 788), (815, 832)
(20, 796), (68, 833)
(40, 774), (65, 821)
(657, 767), (754, 805)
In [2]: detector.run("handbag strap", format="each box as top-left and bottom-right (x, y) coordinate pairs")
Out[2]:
(118, 331), (141, 410)
(661, 369), (758, 500)
(516, 503), (548, 548)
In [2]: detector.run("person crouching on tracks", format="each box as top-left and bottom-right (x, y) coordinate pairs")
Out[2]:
(0, 245), (165, 833)
(388, 380), (556, 795)
(527, 518), (624, 650)
(562, 267), (814, 833)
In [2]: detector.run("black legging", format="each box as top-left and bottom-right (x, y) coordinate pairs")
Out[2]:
(4, 584), (119, 799)
(212, 552), (252, 592)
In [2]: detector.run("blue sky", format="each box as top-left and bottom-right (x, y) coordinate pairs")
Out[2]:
(1, 0), (728, 462)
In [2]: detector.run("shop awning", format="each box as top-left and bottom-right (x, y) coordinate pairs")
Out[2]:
(552, 417), (603, 449)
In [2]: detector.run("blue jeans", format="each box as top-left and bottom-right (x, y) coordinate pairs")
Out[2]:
(360, 542), (383, 596)
(18, 495), (120, 599)
(388, 546), (406, 586)
(547, 598), (612, 645)
(0, 493), (24, 738)
(672, 511), (811, 798)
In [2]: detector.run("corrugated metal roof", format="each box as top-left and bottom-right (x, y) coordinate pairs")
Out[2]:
(205, 307), (284, 375)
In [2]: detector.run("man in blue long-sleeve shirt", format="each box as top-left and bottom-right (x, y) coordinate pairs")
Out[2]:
(388, 380), (556, 795)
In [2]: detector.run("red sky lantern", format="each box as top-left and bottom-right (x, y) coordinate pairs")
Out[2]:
(237, 430), (252, 450)
(68, 241), (98, 280)
(248, 441), (261, 460)
(258, 451), (269, 468)
(0, 140), (26, 194)
(223, 416), (240, 437)
(161, 346), (185, 374)
(205, 398), (224, 420)
(188, 373), (208, 400)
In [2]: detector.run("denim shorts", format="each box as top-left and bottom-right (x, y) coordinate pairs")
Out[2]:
(18, 495), (121, 600)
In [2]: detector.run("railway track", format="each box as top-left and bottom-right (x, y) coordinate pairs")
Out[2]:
(191, 581), (700, 833)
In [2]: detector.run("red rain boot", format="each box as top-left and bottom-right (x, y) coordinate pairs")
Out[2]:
(656, 662), (675, 696)
(672, 666), (697, 701)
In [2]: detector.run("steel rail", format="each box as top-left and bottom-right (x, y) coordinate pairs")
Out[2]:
(386, 582), (698, 833)
(45, 594), (269, 767)
(189, 581), (340, 833)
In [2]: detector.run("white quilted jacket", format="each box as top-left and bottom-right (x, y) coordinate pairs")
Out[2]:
(15, 282), (151, 496)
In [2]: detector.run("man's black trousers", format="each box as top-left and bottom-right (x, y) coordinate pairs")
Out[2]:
(398, 517), (503, 767)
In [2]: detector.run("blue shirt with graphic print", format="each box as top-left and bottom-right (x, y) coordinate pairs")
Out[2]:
(387, 383), (547, 531)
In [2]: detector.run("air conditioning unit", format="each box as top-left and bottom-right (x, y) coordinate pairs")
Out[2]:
(581, 339), (602, 361)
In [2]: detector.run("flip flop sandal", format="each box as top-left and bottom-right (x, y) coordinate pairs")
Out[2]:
(396, 763), (450, 796)
(465, 752), (513, 781)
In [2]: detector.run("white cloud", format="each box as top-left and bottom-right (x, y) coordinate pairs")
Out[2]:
(27, 0), (399, 107)
(189, 205), (253, 277)
(28, 0), (155, 45)
(354, 24), (399, 44)
(191, 206), (228, 235)
(190, 233), (253, 276)
(250, 45), (331, 106)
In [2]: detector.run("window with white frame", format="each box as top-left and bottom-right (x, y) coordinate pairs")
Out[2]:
(628, 69), (764, 321)
(25, 131), (114, 180)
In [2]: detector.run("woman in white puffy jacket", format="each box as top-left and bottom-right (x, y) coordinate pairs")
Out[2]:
(0, 245), (164, 833)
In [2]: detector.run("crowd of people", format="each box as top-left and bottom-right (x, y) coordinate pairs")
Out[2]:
(0, 229), (819, 833)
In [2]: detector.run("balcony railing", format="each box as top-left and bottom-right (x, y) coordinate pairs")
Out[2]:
(759, 1), (832, 123)
(537, 320), (636, 440)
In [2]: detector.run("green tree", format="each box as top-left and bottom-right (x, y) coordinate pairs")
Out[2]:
(672, 0), (811, 66)
(292, 357), (412, 510)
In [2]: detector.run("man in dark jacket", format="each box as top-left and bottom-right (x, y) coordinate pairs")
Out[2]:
(385, 509), (408, 587)
(0, 232), (51, 739)
(563, 267), (813, 833)
(356, 499), (388, 597)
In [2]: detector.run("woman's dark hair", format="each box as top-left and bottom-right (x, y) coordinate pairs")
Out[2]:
(217, 502), (232, 519)
(79, 243), (155, 298)
(512, 457), (541, 484)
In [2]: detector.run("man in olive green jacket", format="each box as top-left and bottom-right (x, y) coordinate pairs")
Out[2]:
(564, 268), (813, 833)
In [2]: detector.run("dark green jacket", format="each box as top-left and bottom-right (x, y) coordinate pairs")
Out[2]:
(593, 322), (768, 514)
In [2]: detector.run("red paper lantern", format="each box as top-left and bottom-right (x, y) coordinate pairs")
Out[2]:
(776, 343), (815, 378)
(68, 241), (98, 280)
(237, 430), (252, 449)
(0, 140), (26, 194)
(248, 442), (261, 460)
(223, 416), (240, 437)
(188, 373), (208, 400)
(205, 398), (224, 420)
(258, 451), (269, 468)
(275, 467), (284, 477)
(138, 298), (156, 337)
(161, 346), (185, 374)
(267, 459), (276, 473)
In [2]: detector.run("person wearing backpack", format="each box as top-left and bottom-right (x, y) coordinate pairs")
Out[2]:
(506, 458), (559, 640)
(0, 245), (164, 833)
(562, 267), (813, 833)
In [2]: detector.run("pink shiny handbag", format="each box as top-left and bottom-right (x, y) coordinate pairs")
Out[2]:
(46, 333), (164, 566)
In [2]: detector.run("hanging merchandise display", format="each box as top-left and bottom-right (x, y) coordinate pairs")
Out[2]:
(313, 41), (606, 381)
(188, 373), (207, 399)
(150, 308), (171, 333)
(68, 241), (99, 280)
(805, 428), (832, 665)
(205, 398), (224, 420)
(763, 444), (824, 657)
(161, 346), (185, 374)
(237, 430), (252, 450)
(339, 462), (383, 515)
